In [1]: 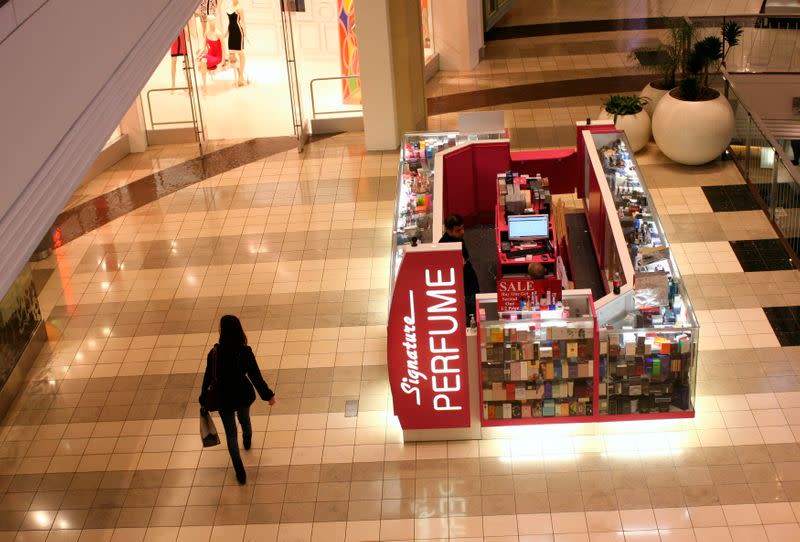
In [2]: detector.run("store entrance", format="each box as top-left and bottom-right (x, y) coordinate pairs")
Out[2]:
(194, 2), (296, 140)
(140, 1), (362, 148)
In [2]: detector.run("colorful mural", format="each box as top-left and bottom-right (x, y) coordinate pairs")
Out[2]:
(337, 0), (361, 105)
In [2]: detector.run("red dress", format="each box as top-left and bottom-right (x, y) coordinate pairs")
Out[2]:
(203, 38), (222, 70)
(171, 30), (187, 56)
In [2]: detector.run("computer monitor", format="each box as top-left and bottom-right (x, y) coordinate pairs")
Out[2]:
(508, 214), (549, 240)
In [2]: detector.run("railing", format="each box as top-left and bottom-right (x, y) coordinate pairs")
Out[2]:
(720, 66), (800, 257)
(687, 14), (800, 73)
(309, 75), (363, 118)
(146, 88), (196, 128)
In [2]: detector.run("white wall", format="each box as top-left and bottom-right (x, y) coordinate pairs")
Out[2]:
(432, 0), (483, 71)
(354, 0), (399, 150)
(729, 73), (800, 120)
(0, 0), (199, 297)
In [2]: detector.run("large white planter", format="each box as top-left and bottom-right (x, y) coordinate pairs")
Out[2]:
(640, 81), (671, 118)
(598, 109), (651, 153)
(652, 89), (735, 166)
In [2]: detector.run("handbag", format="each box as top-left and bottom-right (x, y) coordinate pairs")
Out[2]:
(201, 346), (221, 412)
(199, 409), (220, 447)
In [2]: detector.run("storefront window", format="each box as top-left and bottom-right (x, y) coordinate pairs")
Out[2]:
(0, 264), (41, 394)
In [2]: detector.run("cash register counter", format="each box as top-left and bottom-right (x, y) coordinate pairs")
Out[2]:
(388, 122), (698, 442)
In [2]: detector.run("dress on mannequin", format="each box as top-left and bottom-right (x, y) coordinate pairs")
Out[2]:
(198, 0), (217, 21)
(227, 11), (244, 51)
(171, 30), (187, 56)
(203, 38), (223, 70)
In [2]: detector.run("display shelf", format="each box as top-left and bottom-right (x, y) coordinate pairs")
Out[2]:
(478, 293), (597, 425)
(588, 131), (699, 418)
(389, 131), (507, 285)
(598, 327), (696, 417)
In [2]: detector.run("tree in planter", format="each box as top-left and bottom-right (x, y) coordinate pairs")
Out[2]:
(652, 21), (741, 165)
(721, 20), (743, 66)
(676, 36), (722, 101)
(632, 19), (696, 90)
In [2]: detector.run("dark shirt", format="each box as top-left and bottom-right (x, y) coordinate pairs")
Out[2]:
(199, 344), (274, 411)
(439, 232), (479, 296)
(439, 232), (470, 262)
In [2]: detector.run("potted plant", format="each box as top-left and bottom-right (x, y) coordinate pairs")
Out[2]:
(637, 20), (696, 117)
(651, 24), (741, 165)
(721, 20), (743, 67)
(599, 95), (651, 153)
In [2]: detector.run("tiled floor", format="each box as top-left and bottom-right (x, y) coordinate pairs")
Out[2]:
(730, 240), (795, 273)
(4, 133), (800, 541)
(702, 186), (762, 213)
(4, 6), (800, 542)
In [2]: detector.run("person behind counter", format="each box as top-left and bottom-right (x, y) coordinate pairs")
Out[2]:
(527, 262), (547, 280)
(439, 214), (480, 324)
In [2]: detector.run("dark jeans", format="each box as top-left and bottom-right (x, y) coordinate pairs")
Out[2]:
(218, 406), (252, 473)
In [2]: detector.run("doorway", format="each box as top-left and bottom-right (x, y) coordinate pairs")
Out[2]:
(140, 0), (362, 149)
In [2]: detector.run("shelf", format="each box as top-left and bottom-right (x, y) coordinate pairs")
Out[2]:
(493, 376), (593, 383)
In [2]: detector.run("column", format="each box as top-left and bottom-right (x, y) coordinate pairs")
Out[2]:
(432, 0), (484, 72)
(120, 98), (148, 153)
(355, 0), (427, 151)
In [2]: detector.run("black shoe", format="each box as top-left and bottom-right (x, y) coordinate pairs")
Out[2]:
(243, 435), (251, 450)
(235, 467), (247, 485)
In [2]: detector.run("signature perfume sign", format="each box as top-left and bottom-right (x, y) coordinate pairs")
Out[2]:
(387, 246), (470, 430)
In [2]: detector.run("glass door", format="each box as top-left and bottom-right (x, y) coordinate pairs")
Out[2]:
(279, 0), (309, 152)
(184, 24), (208, 156)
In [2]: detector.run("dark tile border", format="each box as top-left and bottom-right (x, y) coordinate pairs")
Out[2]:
(486, 15), (745, 41)
(427, 74), (653, 116)
(38, 136), (334, 251)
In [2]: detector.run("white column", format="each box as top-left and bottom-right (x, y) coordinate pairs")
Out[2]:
(354, 0), (400, 150)
(120, 97), (148, 153)
(432, 0), (483, 72)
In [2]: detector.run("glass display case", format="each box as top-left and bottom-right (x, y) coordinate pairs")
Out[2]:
(478, 292), (597, 425)
(590, 131), (699, 417)
(390, 130), (508, 284)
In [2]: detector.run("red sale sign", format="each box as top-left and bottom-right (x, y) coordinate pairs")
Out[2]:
(497, 278), (562, 312)
(387, 245), (470, 430)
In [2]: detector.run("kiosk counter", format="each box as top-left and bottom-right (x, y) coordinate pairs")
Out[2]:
(388, 122), (699, 442)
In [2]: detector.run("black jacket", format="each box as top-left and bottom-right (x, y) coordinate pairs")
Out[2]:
(439, 232), (480, 296)
(199, 344), (274, 411)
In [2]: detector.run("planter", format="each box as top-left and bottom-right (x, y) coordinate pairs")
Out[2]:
(652, 89), (734, 166)
(598, 109), (651, 153)
(640, 81), (671, 118)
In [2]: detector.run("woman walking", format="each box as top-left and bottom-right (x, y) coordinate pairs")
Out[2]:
(199, 315), (275, 484)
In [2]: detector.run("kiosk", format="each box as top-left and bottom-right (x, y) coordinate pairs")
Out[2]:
(388, 122), (699, 442)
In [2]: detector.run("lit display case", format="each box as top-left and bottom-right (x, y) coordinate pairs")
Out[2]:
(478, 292), (597, 425)
(390, 130), (507, 284)
(590, 131), (699, 418)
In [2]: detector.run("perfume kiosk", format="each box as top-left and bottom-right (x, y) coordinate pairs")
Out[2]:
(388, 121), (698, 441)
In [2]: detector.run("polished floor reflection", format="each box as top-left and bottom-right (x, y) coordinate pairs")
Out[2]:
(3, 2), (800, 538)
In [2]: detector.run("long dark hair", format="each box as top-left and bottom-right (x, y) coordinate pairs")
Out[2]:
(219, 315), (248, 348)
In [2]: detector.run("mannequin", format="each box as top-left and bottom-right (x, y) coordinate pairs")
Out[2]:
(197, 16), (223, 91)
(196, 0), (219, 36)
(225, 0), (247, 86)
(170, 29), (188, 90)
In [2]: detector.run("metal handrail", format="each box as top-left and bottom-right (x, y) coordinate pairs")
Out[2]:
(720, 65), (800, 185)
(146, 88), (196, 128)
(309, 75), (363, 118)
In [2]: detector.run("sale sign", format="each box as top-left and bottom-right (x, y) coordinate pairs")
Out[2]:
(387, 245), (470, 430)
(497, 278), (562, 312)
